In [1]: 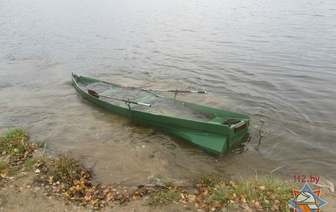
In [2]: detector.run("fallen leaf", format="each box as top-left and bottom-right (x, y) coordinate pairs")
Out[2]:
(273, 204), (280, 211)
(213, 200), (222, 208)
(270, 193), (277, 200)
(188, 194), (196, 202)
(90, 198), (99, 206)
(240, 202), (250, 210)
(195, 195), (203, 203)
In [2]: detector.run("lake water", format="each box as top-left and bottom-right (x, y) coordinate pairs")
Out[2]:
(1, 0), (335, 185)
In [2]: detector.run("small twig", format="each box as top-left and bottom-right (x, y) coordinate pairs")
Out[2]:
(285, 127), (299, 136)
(270, 165), (285, 174)
(42, 143), (47, 156)
(259, 119), (269, 137)
(256, 119), (269, 149)
(137, 184), (169, 189)
(90, 161), (98, 172)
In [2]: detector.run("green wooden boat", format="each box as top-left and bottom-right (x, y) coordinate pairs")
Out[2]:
(72, 73), (250, 156)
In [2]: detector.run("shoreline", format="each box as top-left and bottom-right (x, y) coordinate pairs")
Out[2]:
(1, 128), (334, 212)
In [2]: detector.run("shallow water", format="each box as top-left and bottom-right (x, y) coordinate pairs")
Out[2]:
(1, 0), (336, 185)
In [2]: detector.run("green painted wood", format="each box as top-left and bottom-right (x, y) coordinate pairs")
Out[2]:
(72, 73), (250, 156)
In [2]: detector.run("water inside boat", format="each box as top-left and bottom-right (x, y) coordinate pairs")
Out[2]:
(79, 81), (216, 122)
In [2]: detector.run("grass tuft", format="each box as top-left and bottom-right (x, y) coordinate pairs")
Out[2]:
(149, 188), (182, 205)
(34, 152), (93, 190)
(23, 158), (35, 169)
(0, 128), (37, 177)
(1, 128), (30, 156)
(0, 158), (9, 171)
(208, 175), (293, 211)
(198, 173), (219, 187)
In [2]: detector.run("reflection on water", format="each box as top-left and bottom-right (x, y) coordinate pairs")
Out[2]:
(1, 0), (336, 185)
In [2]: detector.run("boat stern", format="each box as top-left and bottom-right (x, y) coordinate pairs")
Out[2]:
(228, 119), (250, 148)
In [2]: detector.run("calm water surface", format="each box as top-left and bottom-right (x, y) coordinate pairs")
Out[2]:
(1, 0), (335, 185)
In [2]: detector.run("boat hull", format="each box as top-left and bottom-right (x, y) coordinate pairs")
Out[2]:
(72, 73), (250, 156)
